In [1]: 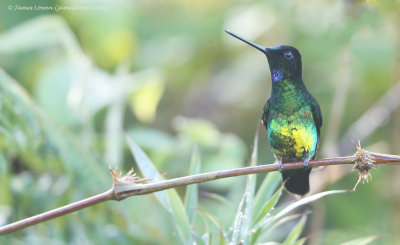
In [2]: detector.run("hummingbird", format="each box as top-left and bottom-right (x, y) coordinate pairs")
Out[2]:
(225, 30), (322, 195)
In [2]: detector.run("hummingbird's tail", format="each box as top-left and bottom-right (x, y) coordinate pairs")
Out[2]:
(281, 168), (312, 196)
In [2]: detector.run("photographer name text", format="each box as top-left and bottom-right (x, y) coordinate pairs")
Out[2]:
(8, 4), (108, 11)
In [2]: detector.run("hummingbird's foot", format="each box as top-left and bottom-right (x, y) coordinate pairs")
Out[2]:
(277, 157), (284, 172)
(303, 156), (310, 168)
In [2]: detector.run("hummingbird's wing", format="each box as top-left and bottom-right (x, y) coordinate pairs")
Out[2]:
(261, 99), (270, 127)
(309, 95), (322, 137)
(309, 96), (322, 160)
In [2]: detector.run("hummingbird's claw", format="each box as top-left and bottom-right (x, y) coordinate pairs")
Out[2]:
(303, 156), (310, 168)
(277, 157), (284, 172)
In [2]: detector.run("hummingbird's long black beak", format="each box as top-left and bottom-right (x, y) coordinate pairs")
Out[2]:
(225, 30), (269, 54)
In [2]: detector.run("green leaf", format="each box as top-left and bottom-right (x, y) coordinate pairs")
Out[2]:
(196, 209), (224, 232)
(0, 68), (109, 190)
(291, 237), (307, 245)
(196, 208), (227, 244)
(253, 186), (283, 225)
(340, 235), (379, 245)
(250, 186), (284, 245)
(253, 171), (281, 217)
(274, 190), (349, 220)
(250, 123), (260, 168)
(196, 213), (211, 244)
(269, 214), (302, 233)
(250, 171), (281, 244)
(230, 189), (246, 244)
(282, 215), (307, 245)
(241, 125), (260, 244)
(167, 188), (194, 245)
(230, 126), (259, 245)
(126, 134), (193, 244)
(126, 133), (171, 211)
(184, 143), (201, 224)
(252, 190), (348, 244)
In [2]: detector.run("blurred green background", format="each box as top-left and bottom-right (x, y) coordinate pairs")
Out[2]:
(0, 0), (399, 244)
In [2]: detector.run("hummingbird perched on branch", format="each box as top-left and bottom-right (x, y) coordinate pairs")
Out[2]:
(225, 30), (322, 195)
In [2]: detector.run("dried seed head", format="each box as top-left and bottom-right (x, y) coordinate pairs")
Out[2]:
(109, 167), (150, 185)
(351, 140), (375, 192)
(109, 167), (151, 201)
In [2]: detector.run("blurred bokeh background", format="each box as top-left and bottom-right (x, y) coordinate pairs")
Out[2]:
(0, 0), (399, 244)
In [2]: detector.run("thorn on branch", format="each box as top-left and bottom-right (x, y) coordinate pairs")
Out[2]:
(351, 141), (375, 192)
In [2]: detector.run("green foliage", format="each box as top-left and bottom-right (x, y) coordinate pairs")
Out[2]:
(126, 135), (192, 244)
(339, 235), (378, 245)
(0, 0), (399, 243)
(127, 130), (346, 244)
(184, 144), (201, 224)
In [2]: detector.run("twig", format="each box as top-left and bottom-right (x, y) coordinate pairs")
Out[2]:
(0, 190), (114, 235)
(1, 150), (399, 235)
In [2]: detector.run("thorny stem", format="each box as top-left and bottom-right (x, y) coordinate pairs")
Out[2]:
(1, 151), (400, 235)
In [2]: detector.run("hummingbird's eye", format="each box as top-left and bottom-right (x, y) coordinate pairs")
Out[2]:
(284, 51), (294, 60)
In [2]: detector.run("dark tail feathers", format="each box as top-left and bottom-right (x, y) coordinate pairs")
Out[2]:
(282, 168), (312, 196)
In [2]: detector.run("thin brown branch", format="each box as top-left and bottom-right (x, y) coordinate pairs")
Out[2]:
(113, 156), (354, 198)
(1, 150), (400, 235)
(0, 189), (114, 235)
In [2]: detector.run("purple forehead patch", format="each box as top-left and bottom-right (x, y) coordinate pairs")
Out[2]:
(272, 69), (283, 82)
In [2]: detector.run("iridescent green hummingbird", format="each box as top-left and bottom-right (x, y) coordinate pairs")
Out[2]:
(226, 30), (322, 195)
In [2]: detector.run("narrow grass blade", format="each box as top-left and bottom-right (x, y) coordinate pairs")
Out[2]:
(251, 210), (299, 244)
(250, 171), (281, 244)
(241, 125), (260, 244)
(340, 235), (378, 245)
(253, 186), (283, 225)
(184, 144), (201, 224)
(126, 134), (193, 244)
(275, 190), (349, 220)
(292, 237), (307, 245)
(126, 133), (171, 211)
(230, 190), (246, 244)
(230, 126), (260, 244)
(250, 123), (260, 168)
(253, 171), (281, 216)
(269, 214), (302, 232)
(252, 190), (348, 244)
(196, 208), (227, 244)
(196, 209), (224, 232)
(197, 212), (211, 244)
(167, 189), (194, 244)
(282, 215), (307, 245)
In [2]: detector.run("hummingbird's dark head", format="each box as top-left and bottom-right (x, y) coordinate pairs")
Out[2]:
(225, 30), (302, 82)
(264, 45), (302, 82)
